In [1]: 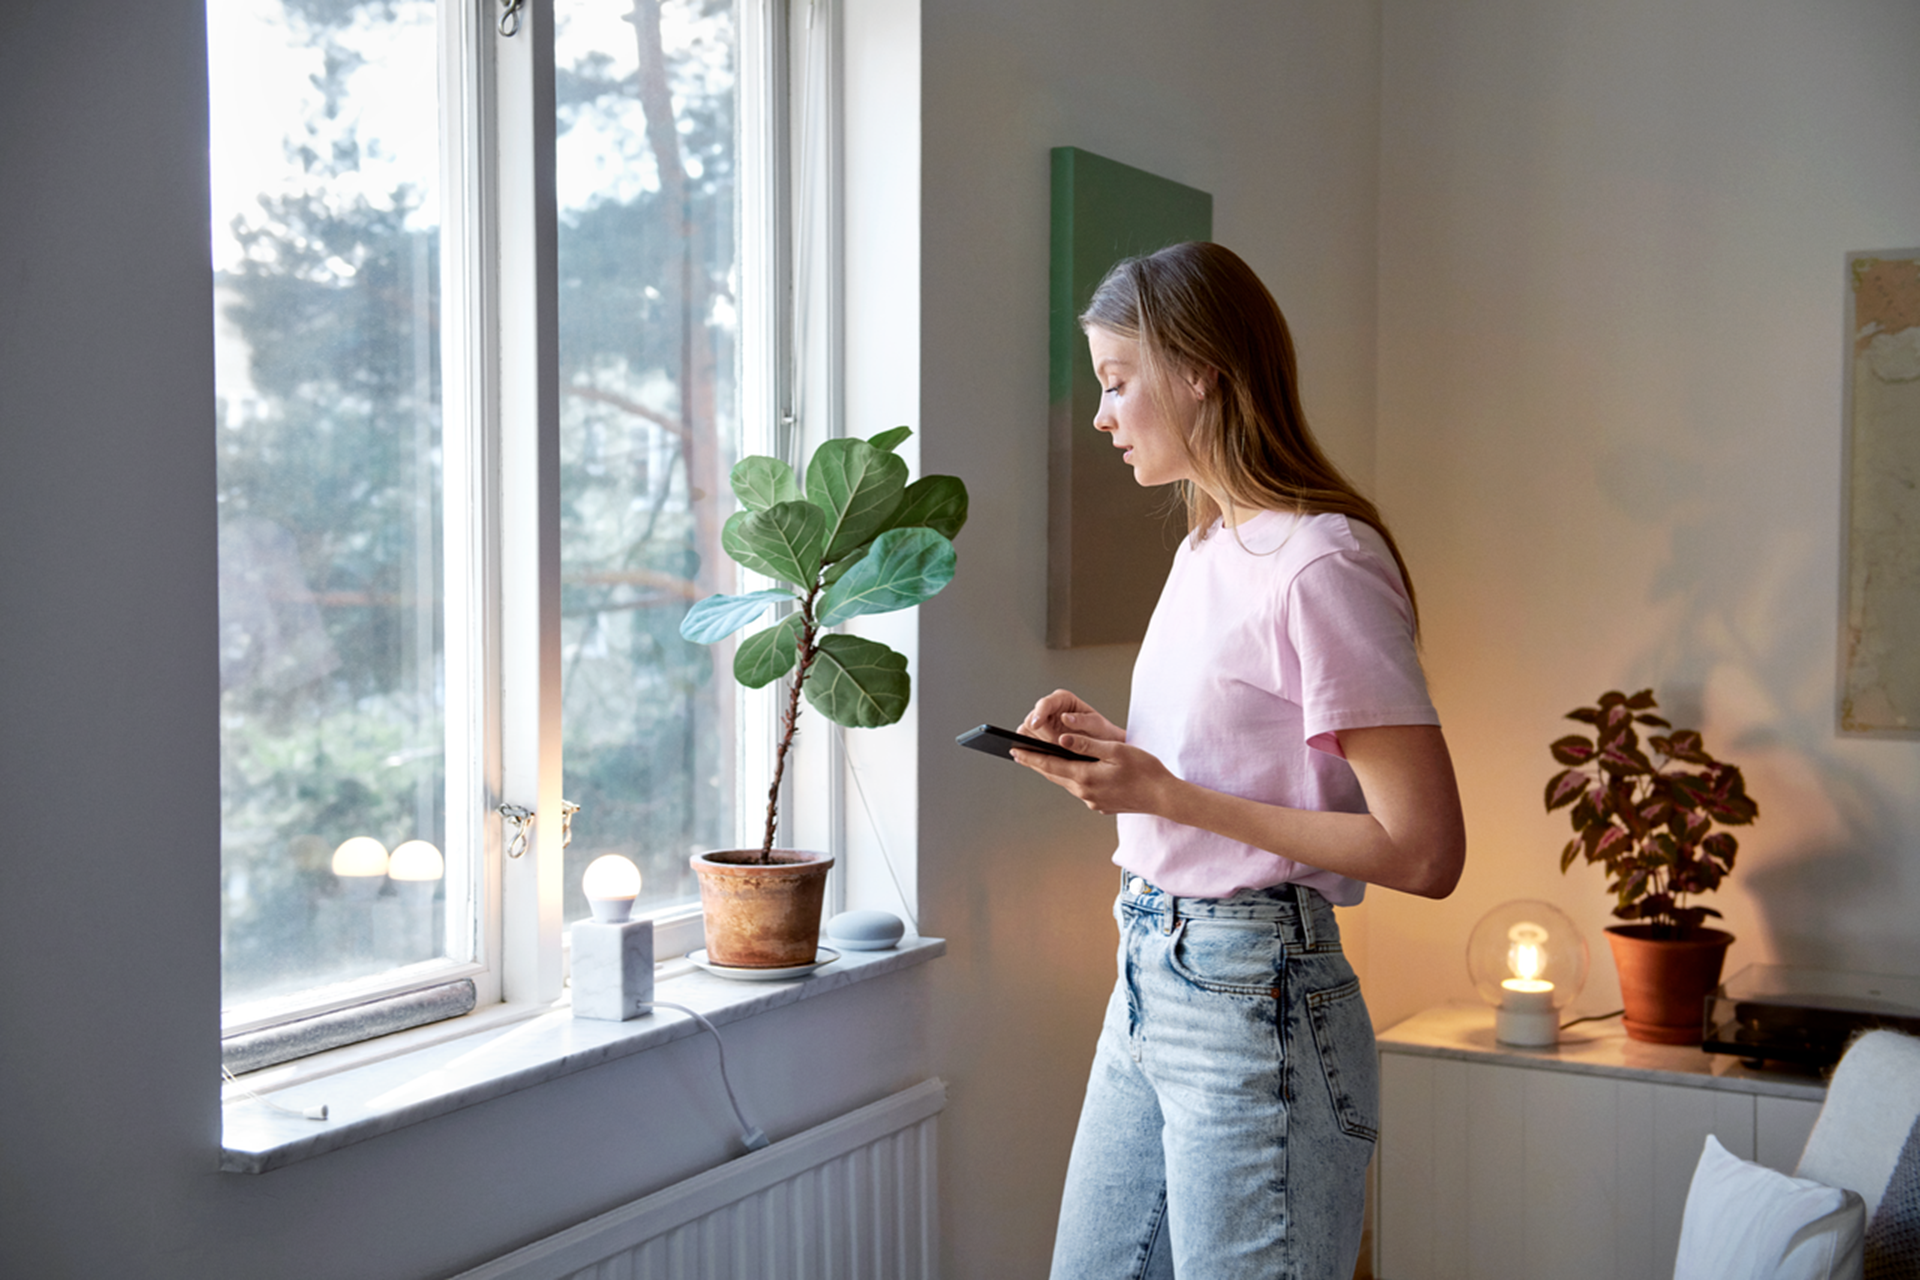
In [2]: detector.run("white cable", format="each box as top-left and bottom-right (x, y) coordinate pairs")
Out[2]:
(221, 1006), (764, 1149)
(841, 733), (922, 933)
(222, 1065), (329, 1122)
(642, 1000), (770, 1152)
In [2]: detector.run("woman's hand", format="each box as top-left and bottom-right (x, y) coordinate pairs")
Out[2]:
(1012, 734), (1181, 817)
(1018, 689), (1124, 747)
(1010, 691), (1173, 816)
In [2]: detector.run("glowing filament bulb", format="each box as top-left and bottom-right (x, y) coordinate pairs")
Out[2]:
(1503, 922), (1553, 994)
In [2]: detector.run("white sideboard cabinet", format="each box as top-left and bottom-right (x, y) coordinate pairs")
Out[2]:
(1374, 1005), (1827, 1280)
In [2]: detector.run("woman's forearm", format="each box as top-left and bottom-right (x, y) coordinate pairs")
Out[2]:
(1152, 724), (1466, 899)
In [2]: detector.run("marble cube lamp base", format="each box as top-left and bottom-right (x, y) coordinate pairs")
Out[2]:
(572, 918), (655, 1021)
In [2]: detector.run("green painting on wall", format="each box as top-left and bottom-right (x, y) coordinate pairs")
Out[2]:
(1048, 147), (1212, 648)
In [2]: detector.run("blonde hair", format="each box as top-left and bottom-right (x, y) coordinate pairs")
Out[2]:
(1081, 241), (1419, 628)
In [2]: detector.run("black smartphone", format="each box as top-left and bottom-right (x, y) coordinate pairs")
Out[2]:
(955, 724), (1098, 763)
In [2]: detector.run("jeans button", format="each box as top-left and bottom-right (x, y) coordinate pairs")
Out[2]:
(1128, 877), (1149, 896)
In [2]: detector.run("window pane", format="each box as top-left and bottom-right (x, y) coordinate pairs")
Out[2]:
(210, 0), (450, 1010)
(555, 0), (741, 923)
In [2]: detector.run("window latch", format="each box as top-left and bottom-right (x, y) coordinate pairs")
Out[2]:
(498, 0), (524, 38)
(498, 800), (579, 857)
(499, 803), (535, 858)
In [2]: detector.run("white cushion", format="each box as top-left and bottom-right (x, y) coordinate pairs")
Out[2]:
(1673, 1135), (1865, 1280)
(1797, 1030), (1920, 1220)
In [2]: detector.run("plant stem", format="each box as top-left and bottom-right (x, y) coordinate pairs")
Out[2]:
(759, 584), (821, 863)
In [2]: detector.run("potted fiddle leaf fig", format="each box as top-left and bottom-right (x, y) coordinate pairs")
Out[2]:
(1546, 688), (1759, 1043)
(678, 426), (967, 969)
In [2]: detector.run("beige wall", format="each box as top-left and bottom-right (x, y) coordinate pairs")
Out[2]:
(1365, 0), (1920, 1030)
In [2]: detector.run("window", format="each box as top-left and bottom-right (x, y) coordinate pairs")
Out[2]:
(212, 0), (808, 1054)
(553, 0), (743, 927)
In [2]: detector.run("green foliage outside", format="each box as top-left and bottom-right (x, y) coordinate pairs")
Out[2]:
(217, 0), (742, 1004)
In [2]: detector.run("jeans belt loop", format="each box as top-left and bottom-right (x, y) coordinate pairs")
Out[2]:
(1293, 882), (1317, 948)
(1165, 893), (1179, 935)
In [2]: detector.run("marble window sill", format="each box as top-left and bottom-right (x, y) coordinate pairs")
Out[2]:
(220, 936), (945, 1173)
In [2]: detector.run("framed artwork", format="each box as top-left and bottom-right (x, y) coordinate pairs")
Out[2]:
(1048, 147), (1212, 648)
(1840, 249), (1920, 733)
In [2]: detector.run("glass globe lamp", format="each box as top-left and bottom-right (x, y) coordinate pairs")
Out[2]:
(1467, 900), (1588, 1047)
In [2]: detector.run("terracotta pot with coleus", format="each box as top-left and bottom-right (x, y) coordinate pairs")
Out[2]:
(678, 426), (966, 968)
(1546, 689), (1759, 1043)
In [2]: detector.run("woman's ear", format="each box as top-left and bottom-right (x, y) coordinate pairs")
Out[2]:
(1183, 365), (1217, 402)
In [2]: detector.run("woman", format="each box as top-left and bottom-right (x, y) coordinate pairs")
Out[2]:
(1015, 242), (1466, 1280)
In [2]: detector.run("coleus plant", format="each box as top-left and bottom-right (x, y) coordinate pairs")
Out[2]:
(1546, 689), (1759, 936)
(679, 427), (968, 862)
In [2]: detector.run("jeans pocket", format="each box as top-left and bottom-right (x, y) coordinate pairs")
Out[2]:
(1305, 976), (1380, 1142)
(1165, 919), (1283, 998)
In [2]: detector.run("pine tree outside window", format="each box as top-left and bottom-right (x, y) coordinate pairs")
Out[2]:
(211, 0), (798, 1058)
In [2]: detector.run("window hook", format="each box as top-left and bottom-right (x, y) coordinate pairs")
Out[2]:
(499, 803), (535, 858)
(499, 0), (524, 38)
(560, 799), (581, 849)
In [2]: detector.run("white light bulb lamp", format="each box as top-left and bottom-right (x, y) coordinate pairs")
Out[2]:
(573, 855), (654, 1022)
(1467, 899), (1589, 1047)
(331, 836), (390, 901)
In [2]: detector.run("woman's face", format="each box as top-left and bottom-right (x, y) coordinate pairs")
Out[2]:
(1086, 326), (1205, 489)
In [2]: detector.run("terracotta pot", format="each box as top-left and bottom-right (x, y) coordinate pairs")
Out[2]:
(1605, 924), (1734, 1045)
(691, 849), (834, 969)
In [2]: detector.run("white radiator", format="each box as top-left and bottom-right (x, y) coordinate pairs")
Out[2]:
(454, 1078), (947, 1280)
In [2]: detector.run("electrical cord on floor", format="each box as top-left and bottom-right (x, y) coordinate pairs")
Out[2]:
(641, 999), (770, 1152)
(1561, 1008), (1625, 1030)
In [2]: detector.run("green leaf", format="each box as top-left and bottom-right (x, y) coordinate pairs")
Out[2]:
(866, 425), (913, 453)
(803, 633), (910, 728)
(816, 527), (957, 626)
(806, 438), (908, 562)
(679, 589), (795, 645)
(882, 474), (970, 540)
(734, 614), (805, 688)
(722, 500), (828, 587)
(731, 456), (802, 513)
(822, 544), (869, 586)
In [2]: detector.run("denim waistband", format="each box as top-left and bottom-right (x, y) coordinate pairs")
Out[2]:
(1118, 873), (1338, 947)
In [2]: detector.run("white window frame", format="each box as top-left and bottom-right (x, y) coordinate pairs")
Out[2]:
(487, 0), (827, 1005)
(221, 0), (834, 1044)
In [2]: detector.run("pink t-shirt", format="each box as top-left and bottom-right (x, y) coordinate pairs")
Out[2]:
(1115, 510), (1438, 904)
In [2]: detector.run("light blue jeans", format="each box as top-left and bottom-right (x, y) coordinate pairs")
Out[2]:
(1049, 879), (1378, 1280)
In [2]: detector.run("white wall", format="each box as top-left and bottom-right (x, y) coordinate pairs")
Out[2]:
(1366, 0), (1920, 1029)
(912, 3), (1384, 1274)
(0, 4), (934, 1277)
